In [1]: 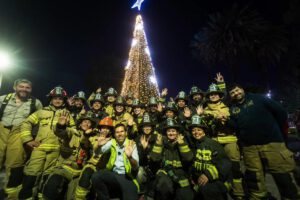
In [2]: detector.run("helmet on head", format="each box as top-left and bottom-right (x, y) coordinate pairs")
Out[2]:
(98, 117), (114, 128)
(205, 83), (224, 98)
(77, 112), (96, 128)
(139, 112), (154, 128)
(73, 91), (86, 101)
(188, 115), (207, 130)
(175, 91), (188, 102)
(114, 96), (125, 106)
(91, 93), (105, 105)
(47, 86), (68, 99)
(164, 101), (177, 113)
(148, 97), (158, 106)
(163, 118), (180, 133)
(132, 98), (145, 108)
(105, 87), (118, 97)
(125, 91), (134, 100)
(189, 86), (205, 98)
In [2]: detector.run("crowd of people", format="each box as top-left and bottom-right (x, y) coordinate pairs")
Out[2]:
(0, 73), (299, 200)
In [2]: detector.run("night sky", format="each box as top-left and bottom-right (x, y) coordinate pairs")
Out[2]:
(0, 0), (290, 102)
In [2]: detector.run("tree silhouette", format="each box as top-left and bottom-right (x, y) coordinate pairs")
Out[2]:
(191, 4), (288, 84)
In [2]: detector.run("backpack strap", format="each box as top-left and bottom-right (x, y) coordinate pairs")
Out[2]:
(0, 93), (14, 120)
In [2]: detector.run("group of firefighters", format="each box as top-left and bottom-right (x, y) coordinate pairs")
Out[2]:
(0, 73), (299, 200)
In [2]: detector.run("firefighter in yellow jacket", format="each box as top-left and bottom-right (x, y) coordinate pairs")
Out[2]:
(42, 112), (97, 200)
(199, 82), (245, 199)
(74, 116), (114, 200)
(104, 87), (118, 117)
(112, 96), (138, 139)
(19, 86), (76, 200)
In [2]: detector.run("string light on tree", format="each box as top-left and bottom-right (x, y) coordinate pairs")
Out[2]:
(121, 14), (160, 103)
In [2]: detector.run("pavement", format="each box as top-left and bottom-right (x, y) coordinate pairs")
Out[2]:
(0, 168), (298, 199)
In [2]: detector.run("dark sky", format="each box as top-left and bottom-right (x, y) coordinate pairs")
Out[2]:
(0, 0), (290, 102)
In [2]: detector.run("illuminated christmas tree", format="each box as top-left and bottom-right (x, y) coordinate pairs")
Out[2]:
(121, 15), (160, 103)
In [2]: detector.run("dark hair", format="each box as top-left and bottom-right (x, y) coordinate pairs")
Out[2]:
(115, 123), (126, 130)
(227, 83), (244, 92)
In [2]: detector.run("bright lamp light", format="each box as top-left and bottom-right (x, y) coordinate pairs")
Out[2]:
(0, 51), (13, 71)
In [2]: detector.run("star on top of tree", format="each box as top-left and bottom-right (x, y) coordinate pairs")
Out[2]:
(131, 0), (145, 11)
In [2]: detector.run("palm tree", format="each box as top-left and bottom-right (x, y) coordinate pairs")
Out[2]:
(191, 4), (288, 84)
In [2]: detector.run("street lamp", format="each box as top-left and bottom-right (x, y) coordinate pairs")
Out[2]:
(0, 51), (13, 89)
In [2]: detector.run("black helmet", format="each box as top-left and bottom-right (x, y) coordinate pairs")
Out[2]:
(139, 112), (154, 128)
(132, 98), (145, 108)
(73, 91), (86, 100)
(188, 115), (207, 130)
(77, 112), (97, 128)
(114, 96), (125, 106)
(175, 91), (188, 102)
(105, 87), (118, 97)
(148, 97), (158, 106)
(91, 93), (105, 105)
(205, 83), (224, 98)
(163, 118), (180, 133)
(164, 101), (177, 113)
(189, 86), (205, 98)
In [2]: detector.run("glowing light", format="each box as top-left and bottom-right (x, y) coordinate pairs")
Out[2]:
(131, 0), (145, 11)
(145, 47), (150, 56)
(266, 90), (272, 99)
(131, 39), (138, 47)
(150, 76), (157, 84)
(125, 61), (131, 69)
(136, 23), (143, 31)
(0, 51), (13, 71)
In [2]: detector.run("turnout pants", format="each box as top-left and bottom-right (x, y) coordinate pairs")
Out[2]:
(19, 148), (59, 200)
(42, 165), (81, 200)
(243, 142), (300, 200)
(0, 123), (27, 199)
(75, 164), (97, 200)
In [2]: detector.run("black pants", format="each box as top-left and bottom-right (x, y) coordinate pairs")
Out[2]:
(91, 170), (138, 200)
(196, 181), (228, 200)
(154, 173), (194, 200)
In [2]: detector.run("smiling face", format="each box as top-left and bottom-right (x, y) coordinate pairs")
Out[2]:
(166, 128), (178, 141)
(133, 107), (142, 115)
(165, 110), (175, 119)
(177, 99), (186, 108)
(191, 127), (205, 140)
(74, 99), (84, 108)
(209, 93), (221, 103)
(15, 82), (32, 100)
(142, 125), (152, 135)
(80, 119), (92, 131)
(51, 96), (64, 108)
(192, 94), (202, 102)
(107, 96), (116, 103)
(92, 101), (102, 110)
(229, 87), (245, 103)
(115, 105), (124, 113)
(114, 125), (127, 145)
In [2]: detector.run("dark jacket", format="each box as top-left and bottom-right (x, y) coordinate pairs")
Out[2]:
(229, 93), (287, 145)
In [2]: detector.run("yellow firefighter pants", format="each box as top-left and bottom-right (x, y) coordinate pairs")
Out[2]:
(243, 142), (299, 200)
(42, 165), (81, 200)
(75, 164), (97, 200)
(22, 148), (59, 200)
(0, 123), (27, 199)
(223, 142), (245, 197)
